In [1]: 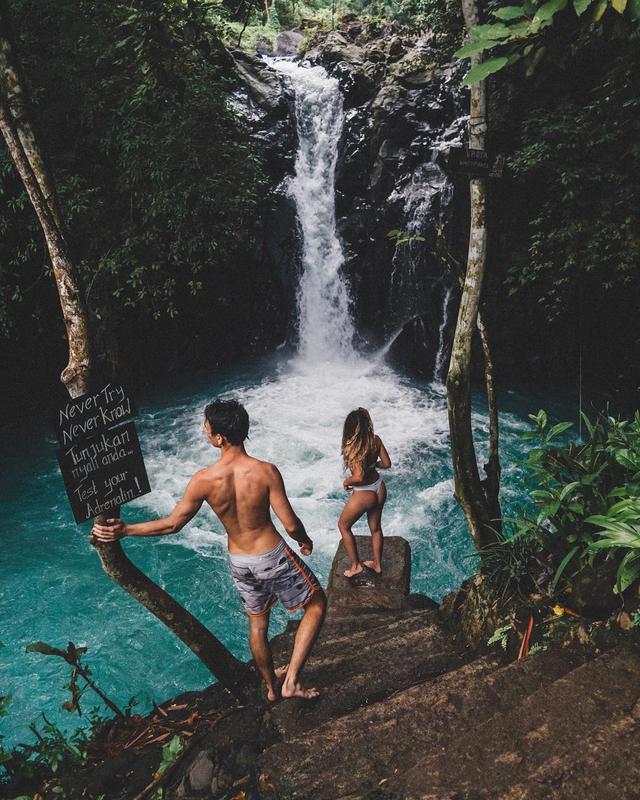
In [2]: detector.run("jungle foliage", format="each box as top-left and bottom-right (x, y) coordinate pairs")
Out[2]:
(455, 0), (640, 84)
(481, 410), (640, 604)
(0, 0), (273, 410)
(487, 12), (640, 391)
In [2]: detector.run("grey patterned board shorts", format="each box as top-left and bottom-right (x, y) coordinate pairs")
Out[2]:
(229, 539), (321, 616)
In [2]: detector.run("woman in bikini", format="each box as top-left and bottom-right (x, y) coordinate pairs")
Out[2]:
(339, 407), (391, 578)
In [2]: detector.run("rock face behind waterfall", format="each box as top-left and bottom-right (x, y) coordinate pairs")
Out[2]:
(228, 49), (301, 348)
(304, 24), (468, 376)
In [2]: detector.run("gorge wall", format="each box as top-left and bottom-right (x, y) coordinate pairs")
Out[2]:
(236, 21), (468, 378)
(307, 22), (467, 377)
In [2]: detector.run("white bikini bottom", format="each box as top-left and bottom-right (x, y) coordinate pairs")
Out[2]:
(352, 475), (383, 494)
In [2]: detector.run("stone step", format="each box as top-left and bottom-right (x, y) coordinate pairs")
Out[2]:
(326, 535), (412, 614)
(400, 645), (640, 799)
(269, 608), (441, 665)
(498, 701), (640, 800)
(269, 620), (464, 738)
(260, 645), (587, 799)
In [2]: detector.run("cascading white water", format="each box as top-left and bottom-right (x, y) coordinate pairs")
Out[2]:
(269, 60), (355, 363)
(433, 287), (453, 381)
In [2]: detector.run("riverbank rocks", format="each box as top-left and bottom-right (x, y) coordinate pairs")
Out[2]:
(274, 28), (304, 56)
(327, 534), (412, 613)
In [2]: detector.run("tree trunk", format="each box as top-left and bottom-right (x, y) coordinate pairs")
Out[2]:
(446, 0), (500, 550)
(0, 0), (62, 230)
(0, 100), (91, 397)
(0, 17), (254, 694)
(93, 540), (254, 693)
(477, 310), (501, 526)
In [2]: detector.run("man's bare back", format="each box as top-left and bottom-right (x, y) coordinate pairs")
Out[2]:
(193, 451), (309, 555)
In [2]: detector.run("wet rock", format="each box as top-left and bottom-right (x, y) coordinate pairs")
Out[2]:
(230, 48), (286, 112)
(307, 31), (363, 66)
(363, 43), (386, 63)
(275, 29), (304, 56)
(386, 35), (406, 61)
(327, 535), (412, 613)
(387, 314), (441, 377)
(389, 49), (436, 86)
(187, 750), (215, 792)
(570, 560), (619, 614)
(231, 48), (300, 351)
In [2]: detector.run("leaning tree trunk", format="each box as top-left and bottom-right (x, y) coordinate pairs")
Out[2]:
(477, 310), (501, 526)
(0, 100), (91, 398)
(446, 0), (501, 550)
(0, 19), (254, 694)
(0, 0), (62, 230)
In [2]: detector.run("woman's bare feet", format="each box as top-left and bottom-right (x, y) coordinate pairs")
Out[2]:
(281, 678), (320, 700)
(267, 663), (290, 702)
(363, 560), (382, 574)
(344, 563), (364, 578)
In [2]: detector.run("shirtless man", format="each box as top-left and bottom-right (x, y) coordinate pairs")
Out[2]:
(92, 399), (326, 702)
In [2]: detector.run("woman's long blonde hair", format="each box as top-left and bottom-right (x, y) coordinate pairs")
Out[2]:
(342, 408), (377, 472)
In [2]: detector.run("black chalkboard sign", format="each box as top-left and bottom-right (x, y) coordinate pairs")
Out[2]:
(56, 421), (151, 523)
(55, 383), (135, 446)
(447, 146), (505, 178)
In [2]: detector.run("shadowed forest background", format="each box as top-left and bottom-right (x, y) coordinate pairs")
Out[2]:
(1, 0), (638, 420)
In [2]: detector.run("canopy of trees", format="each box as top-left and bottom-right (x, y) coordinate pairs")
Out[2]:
(0, 0), (271, 413)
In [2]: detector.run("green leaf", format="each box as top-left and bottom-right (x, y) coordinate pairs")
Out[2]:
(454, 39), (501, 58)
(470, 23), (513, 39)
(559, 480), (580, 501)
(572, 0), (593, 12)
(529, 409), (548, 429)
(630, 0), (640, 18)
(616, 552), (640, 593)
(547, 421), (574, 440)
(611, 0), (627, 11)
(550, 545), (579, 594)
(537, 0), (570, 18)
(462, 56), (510, 85)
(492, 5), (526, 18)
(26, 642), (67, 659)
(592, 0), (608, 18)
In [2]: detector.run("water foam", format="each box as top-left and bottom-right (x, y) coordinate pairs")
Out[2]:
(269, 59), (355, 364)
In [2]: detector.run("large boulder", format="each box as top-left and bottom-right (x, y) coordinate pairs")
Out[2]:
(275, 28), (304, 56)
(327, 535), (412, 614)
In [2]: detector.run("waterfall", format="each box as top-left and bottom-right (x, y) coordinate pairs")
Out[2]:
(433, 287), (453, 382)
(269, 60), (355, 363)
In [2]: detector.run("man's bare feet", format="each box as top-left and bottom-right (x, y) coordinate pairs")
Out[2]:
(344, 563), (364, 578)
(267, 663), (290, 702)
(363, 560), (382, 574)
(281, 679), (320, 700)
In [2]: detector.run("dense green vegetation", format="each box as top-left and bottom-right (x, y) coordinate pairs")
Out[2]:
(480, 409), (640, 608)
(0, 0), (276, 412)
(486, 9), (640, 392)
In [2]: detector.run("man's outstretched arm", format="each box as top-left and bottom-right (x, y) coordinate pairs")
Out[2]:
(267, 465), (313, 555)
(92, 473), (207, 542)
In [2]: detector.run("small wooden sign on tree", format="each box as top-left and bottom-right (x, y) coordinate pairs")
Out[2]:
(54, 383), (151, 523)
(447, 146), (505, 178)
